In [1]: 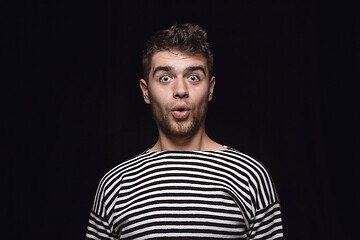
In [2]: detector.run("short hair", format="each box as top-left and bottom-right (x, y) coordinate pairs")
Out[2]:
(142, 23), (213, 81)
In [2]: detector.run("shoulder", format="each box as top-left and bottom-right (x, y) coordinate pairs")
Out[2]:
(224, 147), (271, 174)
(216, 147), (280, 208)
(98, 150), (153, 190)
(203, 146), (273, 180)
(91, 150), (152, 216)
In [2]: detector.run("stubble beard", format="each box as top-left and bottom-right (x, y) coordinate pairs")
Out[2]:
(151, 102), (208, 139)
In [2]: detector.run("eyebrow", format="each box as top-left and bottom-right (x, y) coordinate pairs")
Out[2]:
(152, 66), (173, 77)
(152, 65), (206, 77)
(186, 66), (206, 75)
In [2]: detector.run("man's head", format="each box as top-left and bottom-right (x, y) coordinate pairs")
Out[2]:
(142, 24), (213, 81)
(140, 24), (215, 140)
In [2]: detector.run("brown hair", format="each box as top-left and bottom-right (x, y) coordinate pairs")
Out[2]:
(142, 23), (213, 81)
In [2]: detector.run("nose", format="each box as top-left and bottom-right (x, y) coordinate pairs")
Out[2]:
(173, 78), (189, 99)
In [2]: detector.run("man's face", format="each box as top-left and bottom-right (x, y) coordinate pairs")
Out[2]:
(140, 50), (215, 138)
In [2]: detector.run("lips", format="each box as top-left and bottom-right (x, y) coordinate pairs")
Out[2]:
(171, 104), (190, 119)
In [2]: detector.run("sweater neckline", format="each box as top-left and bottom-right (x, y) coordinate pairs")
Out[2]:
(145, 145), (230, 154)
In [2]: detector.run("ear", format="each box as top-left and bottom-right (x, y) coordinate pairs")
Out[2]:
(208, 76), (216, 101)
(140, 79), (151, 104)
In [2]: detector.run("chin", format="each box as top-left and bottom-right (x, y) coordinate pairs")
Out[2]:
(164, 121), (198, 138)
(151, 106), (206, 139)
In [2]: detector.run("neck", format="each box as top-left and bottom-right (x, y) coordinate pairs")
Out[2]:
(149, 127), (225, 152)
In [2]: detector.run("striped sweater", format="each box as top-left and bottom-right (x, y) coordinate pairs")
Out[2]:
(86, 146), (283, 239)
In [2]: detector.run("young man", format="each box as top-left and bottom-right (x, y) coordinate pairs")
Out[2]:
(86, 24), (284, 239)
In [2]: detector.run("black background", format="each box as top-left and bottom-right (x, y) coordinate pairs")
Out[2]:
(3, 1), (359, 239)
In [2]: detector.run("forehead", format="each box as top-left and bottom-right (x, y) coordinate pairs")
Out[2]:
(151, 50), (208, 72)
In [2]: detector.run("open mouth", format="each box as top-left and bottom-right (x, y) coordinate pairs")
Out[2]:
(171, 105), (190, 119)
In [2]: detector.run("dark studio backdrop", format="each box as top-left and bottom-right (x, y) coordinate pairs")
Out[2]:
(3, 1), (359, 239)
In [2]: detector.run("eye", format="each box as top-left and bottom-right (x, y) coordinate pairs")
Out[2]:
(188, 75), (199, 81)
(160, 75), (171, 82)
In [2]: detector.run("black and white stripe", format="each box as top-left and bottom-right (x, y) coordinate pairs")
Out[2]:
(86, 147), (283, 239)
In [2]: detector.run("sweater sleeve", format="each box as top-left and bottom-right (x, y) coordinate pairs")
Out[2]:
(85, 210), (116, 240)
(240, 151), (284, 239)
(248, 201), (284, 239)
(85, 171), (121, 240)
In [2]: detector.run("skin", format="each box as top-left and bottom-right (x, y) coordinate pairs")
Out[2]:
(140, 50), (226, 152)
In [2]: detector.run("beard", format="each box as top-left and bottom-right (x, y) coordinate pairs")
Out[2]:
(150, 101), (208, 139)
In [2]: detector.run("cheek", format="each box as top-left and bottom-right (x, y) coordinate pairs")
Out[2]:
(192, 91), (210, 112)
(149, 91), (170, 110)
(195, 88), (210, 103)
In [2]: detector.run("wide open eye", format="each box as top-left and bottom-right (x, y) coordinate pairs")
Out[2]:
(160, 75), (171, 82)
(188, 75), (199, 81)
